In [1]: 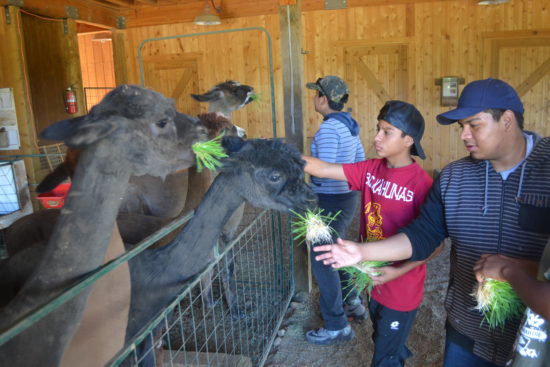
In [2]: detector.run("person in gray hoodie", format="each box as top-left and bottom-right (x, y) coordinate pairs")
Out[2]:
(313, 78), (550, 367)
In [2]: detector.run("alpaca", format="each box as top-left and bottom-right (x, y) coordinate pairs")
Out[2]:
(191, 80), (254, 119)
(125, 136), (317, 366)
(36, 80), (253, 219)
(0, 84), (207, 367)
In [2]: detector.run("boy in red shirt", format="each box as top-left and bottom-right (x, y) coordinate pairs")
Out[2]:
(303, 100), (434, 366)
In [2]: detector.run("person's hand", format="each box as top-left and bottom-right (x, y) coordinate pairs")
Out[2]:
(473, 254), (520, 283)
(313, 238), (363, 268)
(370, 265), (401, 286)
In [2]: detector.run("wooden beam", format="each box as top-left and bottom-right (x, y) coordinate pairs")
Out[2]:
(0, 0), (124, 28)
(516, 57), (550, 97)
(134, 0), (159, 4)
(279, 0), (311, 293)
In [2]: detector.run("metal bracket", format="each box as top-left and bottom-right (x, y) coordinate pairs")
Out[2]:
(65, 6), (78, 19)
(4, 7), (11, 25)
(324, 0), (346, 10)
(115, 16), (126, 29)
(7, 0), (24, 7)
(63, 19), (68, 34)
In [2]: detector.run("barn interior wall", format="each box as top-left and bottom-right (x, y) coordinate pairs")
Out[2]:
(300, 0), (550, 174)
(0, 0), (548, 179)
(120, 0), (550, 176)
(78, 33), (116, 111)
(118, 14), (284, 139)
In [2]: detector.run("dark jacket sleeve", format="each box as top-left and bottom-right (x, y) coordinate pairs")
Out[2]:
(398, 175), (448, 261)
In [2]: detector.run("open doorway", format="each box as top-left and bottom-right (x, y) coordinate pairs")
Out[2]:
(76, 23), (115, 112)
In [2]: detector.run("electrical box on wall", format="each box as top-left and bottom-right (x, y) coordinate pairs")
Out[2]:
(0, 88), (21, 150)
(435, 77), (465, 107)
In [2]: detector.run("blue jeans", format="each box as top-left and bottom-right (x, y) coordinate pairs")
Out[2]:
(443, 324), (501, 367)
(310, 192), (359, 330)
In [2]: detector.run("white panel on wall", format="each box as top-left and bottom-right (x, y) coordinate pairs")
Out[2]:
(0, 87), (21, 150)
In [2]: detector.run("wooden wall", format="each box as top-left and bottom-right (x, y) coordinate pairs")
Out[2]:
(300, 0), (550, 174)
(21, 13), (84, 140)
(119, 16), (284, 139)
(78, 32), (116, 111)
(0, 6), (39, 183)
(117, 0), (550, 175)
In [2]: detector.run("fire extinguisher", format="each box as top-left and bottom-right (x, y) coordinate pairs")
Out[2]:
(64, 87), (77, 114)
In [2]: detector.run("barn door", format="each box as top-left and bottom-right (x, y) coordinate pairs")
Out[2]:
(343, 42), (411, 141)
(483, 30), (550, 136)
(142, 53), (201, 115)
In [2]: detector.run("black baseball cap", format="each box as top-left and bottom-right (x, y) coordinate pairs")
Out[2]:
(378, 100), (426, 160)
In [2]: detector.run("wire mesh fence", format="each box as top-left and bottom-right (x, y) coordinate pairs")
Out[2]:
(0, 161), (20, 215)
(109, 207), (292, 367)
(84, 87), (114, 112)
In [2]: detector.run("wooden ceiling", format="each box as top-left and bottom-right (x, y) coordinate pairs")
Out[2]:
(1, 0), (455, 29)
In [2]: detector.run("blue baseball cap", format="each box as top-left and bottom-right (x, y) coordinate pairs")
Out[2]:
(436, 78), (524, 125)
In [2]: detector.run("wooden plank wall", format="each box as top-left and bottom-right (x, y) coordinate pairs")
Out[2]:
(119, 0), (550, 175)
(78, 33), (116, 111)
(21, 13), (84, 142)
(301, 0), (550, 174)
(0, 6), (39, 182)
(120, 16), (284, 139)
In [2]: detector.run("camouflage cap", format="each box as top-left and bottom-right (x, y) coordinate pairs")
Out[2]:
(306, 75), (349, 103)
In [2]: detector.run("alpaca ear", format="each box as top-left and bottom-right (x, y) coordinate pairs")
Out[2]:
(65, 120), (118, 148)
(40, 116), (86, 142)
(221, 136), (246, 154)
(40, 116), (117, 148)
(190, 89), (222, 102)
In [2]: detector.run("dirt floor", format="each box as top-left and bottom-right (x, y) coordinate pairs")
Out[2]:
(263, 231), (451, 367)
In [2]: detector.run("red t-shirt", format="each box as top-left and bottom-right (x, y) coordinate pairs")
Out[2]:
(343, 158), (433, 311)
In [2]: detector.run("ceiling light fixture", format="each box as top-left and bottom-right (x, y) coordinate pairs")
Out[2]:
(477, 0), (510, 5)
(194, 0), (222, 26)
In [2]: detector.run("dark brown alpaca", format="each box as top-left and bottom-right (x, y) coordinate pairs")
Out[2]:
(125, 136), (317, 366)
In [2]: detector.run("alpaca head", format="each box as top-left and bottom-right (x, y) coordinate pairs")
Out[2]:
(220, 137), (317, 212)
(40, 85), (208, 178)
(191, 80), (255, 118)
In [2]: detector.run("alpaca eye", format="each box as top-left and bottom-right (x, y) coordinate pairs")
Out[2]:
(269, 172), (281, 183)
(156, 119), (169, 128)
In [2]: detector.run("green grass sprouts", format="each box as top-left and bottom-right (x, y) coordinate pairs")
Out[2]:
(472, 278), (525, 329)
(290, 208), (340, 246)
(249, 92), (261, 103)
(341, 260), (390, 299)
(191, 134), (228, 173)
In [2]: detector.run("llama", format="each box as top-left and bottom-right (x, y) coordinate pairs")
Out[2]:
(125, 136), (317, 366)
(0, 84), (207, 367)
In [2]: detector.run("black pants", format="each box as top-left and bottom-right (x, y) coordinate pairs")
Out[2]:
(310, 191), (360, 330)
(369, 298), (417, 367)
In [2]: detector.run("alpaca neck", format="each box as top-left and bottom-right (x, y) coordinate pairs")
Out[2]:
(172, 173), (243, 276)
(0, 143), (132, 366)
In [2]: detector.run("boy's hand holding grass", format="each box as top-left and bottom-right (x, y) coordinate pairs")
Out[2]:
(473, 254), (526, 329)
(313, 238), (364, 267)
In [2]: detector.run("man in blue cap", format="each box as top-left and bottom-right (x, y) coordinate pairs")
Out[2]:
(313, 78), (550, 367)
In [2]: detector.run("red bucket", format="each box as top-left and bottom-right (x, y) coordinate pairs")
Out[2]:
(37, 183), (71, 209)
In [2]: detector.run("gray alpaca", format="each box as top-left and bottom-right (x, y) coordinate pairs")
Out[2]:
(0, 85), (207, 367)
(124, 136), (316, 366)
(35, 80), (253, 219)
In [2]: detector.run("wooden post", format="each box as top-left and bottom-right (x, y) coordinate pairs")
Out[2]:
(0, 6), (39, 191)
(279, 0), (311, 293)
(112, 30), (132, 85)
